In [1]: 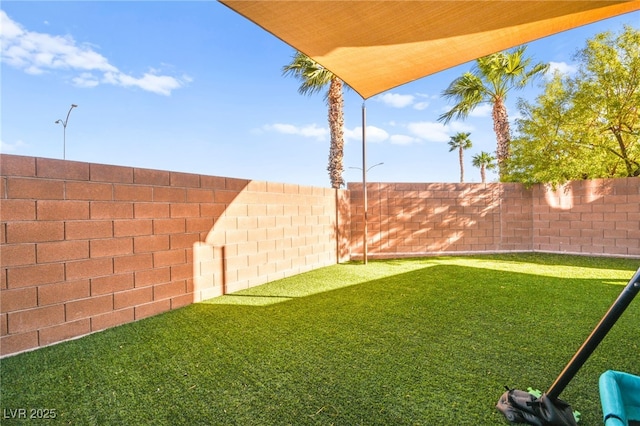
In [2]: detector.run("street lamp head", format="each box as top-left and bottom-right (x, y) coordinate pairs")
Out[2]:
(55, 104), (77, 160)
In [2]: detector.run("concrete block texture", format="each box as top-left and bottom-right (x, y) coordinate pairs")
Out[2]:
(1, 153), (637, 357)
(1, 154), (347, 356)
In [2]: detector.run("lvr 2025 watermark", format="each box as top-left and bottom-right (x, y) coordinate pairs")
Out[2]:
(3, 408), (57, 420)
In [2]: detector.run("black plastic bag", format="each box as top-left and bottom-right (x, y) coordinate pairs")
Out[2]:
(496, 388), (577, 426)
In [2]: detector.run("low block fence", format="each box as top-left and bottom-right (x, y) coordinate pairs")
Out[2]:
(348, 179), (639, 258)
(0, 154), (350, 357)
(1, 153), (638, 357)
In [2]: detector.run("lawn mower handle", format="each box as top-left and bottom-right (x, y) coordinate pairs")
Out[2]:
(546, 266), (640, 401)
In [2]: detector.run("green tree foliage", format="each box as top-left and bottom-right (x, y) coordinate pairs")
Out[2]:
(507, 26), (640, 186)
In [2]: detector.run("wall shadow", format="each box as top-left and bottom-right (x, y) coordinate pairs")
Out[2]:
(348, 182), (515, 258)
(193, 182), (349, 303)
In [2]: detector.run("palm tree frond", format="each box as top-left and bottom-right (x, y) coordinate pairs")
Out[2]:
(472, 151), (496, 168)
(439, 73), (486, 123)
(282, 51), (333, 96)
(441, 45), (549, 180)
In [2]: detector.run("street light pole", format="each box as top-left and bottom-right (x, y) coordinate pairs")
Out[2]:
(362, 102), (368, 264)
(348, 157), (385, 264)
(354, 103), (386, 265)
(351, 102), (384, 265)
(55, 104), (78, 160)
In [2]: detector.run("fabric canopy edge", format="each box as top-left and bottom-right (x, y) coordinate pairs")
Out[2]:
(219, 0), (640, 99)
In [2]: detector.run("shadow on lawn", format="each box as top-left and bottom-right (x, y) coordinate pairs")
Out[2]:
(1, 258), (638, 425)
(153, 264), (639, 425)
(201, 253), (637, 307)
(201, 259), (441, 306)
(188, 263), (639, 424)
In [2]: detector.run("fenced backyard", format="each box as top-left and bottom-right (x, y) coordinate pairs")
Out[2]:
(1, 154), (639, 424)
(1, 253), (638, 425)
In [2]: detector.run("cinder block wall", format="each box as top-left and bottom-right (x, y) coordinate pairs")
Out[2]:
(348, 182), (533, 257)
(532, 178), (640, 256)
(2, 153), (637, 357)
(349, 179), (639, 258)
(1, 154), (350, 357)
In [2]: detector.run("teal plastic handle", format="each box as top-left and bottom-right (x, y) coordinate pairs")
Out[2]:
(599, 370), (640, 426)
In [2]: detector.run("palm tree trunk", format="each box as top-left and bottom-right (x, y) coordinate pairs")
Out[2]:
(459, 146), (464, 182)
(481, 165), (486, 183)
(492, 98), (510, 180)
(327, 77), (344, 188)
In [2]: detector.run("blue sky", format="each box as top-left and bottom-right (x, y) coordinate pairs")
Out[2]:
(1, 2), (638, 187)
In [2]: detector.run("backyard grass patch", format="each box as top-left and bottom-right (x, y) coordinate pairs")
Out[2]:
(1, 253), (638, 425)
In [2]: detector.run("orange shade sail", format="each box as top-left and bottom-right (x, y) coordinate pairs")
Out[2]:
(220, 0), (640, 99)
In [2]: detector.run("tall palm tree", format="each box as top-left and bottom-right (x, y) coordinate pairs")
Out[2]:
(472, 151), (497, 183)
(283, 52), (345, 189)
(438, 46), (548, 180)
(448, 132), (473, 183)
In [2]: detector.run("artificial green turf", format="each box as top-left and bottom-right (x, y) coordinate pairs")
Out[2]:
(1, 254), (638, 425)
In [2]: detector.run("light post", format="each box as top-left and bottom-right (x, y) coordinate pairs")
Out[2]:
(55, 104), (78, 160)
(348, 162), (384, 173)
(349, 162), (383, 264)
(349, 162), (384, 173)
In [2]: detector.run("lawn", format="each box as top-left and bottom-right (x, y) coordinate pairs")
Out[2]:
(1, 253), (638, 425)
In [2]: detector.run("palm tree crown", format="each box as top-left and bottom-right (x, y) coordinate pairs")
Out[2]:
(438, 46), (548, 180)
(283, 52), (334, 97)
(283, 52), (346, 189)
(472, 151), (497, 183)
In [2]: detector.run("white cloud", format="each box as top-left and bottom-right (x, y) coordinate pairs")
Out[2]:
(0, 139), (27, 153)
(378, 93), (415, 108)
(72, 72), (100, 88)
(546, 61), (577, 78)
(376, 92), (434, 110)
(413, 101), (429, 110)
(469, 103), (492, 118)
(298, 124), (328, 139)
(407, 121), (450, 143)
(413, 92), (436, 110)
(389, 134), (419, 145)
(449, 121), (474, 133)
(262, 123), (328, 141)
(407, 121), (474, 143)
(343, 127), (359, 141)
(267, 123), (298, 135)
(263, 120), (470, 147)
(114, 72), (185, 96)
(344, 125), (389, 143)
(416, 92), (439, 99)
(0, 11), (188, 96)
(0, 11), (25, 39)
(366, 126), (390, 143)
